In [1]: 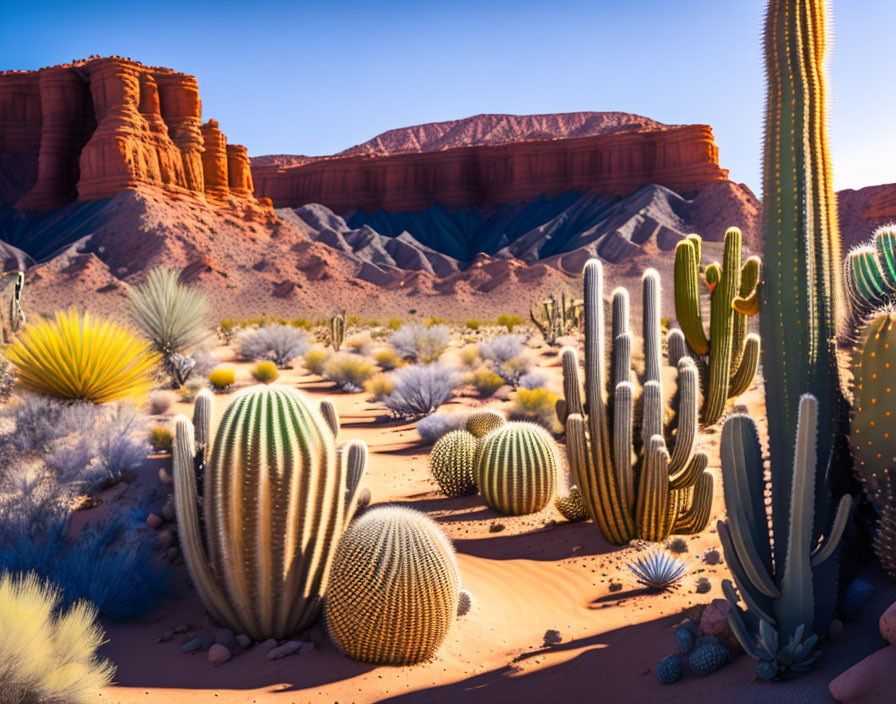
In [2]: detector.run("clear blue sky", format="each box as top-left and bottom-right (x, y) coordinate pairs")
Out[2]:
(2, 0), (894, 194)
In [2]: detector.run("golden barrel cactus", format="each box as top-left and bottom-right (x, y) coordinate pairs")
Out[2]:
(325, 506), (460, 665)
(465, 408), (506, 438)
(429, 429), (477, 497)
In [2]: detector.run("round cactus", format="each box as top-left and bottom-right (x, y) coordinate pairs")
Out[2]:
(324, 506), (460, 665)
(675, 626), (695, 654)
(457, 589), (473, 617)
(688, 641), (729, 676)
(465, 408), (507, 438)
(475, 422), (558, 515)
(429, 430), (477, 497)
(656, 654), (682, 684)
(554, 485), (587, 521)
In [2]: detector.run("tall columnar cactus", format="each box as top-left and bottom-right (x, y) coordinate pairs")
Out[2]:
(324, 506), (460, 665)
(192, 388), (213, 464)
(760, 0), (845, 561)
(719, 395), (852, 678)
(673, 228), (761, 425)
(475, 422), (558, 515)
(430, 429), (478, 497)
(844, 226), (896, 318)
(172, 384), (359, 640)
(559, 260), (712, 544)
(529, 291), (582, 346)
(848, 309), (896, 577)
(329, 311), (346, 351)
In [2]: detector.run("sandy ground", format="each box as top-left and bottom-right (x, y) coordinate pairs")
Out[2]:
(76, 336), (892, 704)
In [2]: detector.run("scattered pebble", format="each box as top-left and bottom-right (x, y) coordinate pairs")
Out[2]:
(208, 644), (232, 664)
(267, 640), (305, 660)
(146, 513), (163, 530)
(236, 634), (252, 650)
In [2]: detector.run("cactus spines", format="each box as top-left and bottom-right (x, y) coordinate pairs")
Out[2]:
(324, 506), (460, 665)
(845, 227), (896, 316)
(554, 485), (587, 522)
(342, 439), (368, 508)
(475, 422), (558, 515)
(430, 429), (478, 498)
(329, 311), (346, 351)
(173, 385), (354, 640)
(673, 228), (761, 425)
(465, 408), (507, 438)
(560, 258), (709, 544)
(319, 398), (340, 439)
(760, 0), (844, 531)
(192, 388), (213, 463)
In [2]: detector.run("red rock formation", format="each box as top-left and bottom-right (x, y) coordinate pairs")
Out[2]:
(226, 144), (253, 198)
(0, 57), (264, 212)
(252, 124), (728, 212)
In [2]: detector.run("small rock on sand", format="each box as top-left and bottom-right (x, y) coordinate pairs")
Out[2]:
(146, 513), (163, 530)
(208, 644), (232, 664)
(236, 634), (252, 649)
(267, 641), (305, 660)
(699, 599), (739, 651)
(215, 628), (237, 651)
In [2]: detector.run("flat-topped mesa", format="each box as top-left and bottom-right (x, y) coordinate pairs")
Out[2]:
(0, 56), (262, 211)
(251, 123), (728, 212)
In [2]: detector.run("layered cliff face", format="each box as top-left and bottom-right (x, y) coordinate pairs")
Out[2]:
(252, 121), (729, 212)
(0, 57), (266, 212)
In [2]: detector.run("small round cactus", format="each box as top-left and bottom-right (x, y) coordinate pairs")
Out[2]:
(457, 589), (473, 617)
(702, 547), (722, 565)
(429, 430), (478, 497)
(656, 654), (682, 684)
(465, 408), (507, 438)
(475, 422), (558, 515)
(554, 485), (587, 521)
(324, 506), (460, 665)
(695, 577), (711, 594)
(688, 641), (729, 676)
(675, 626), (695, 654)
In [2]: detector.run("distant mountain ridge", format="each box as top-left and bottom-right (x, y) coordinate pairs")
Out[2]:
(251, 112), (670, 167)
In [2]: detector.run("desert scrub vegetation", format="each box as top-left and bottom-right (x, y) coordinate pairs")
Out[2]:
(365, 373), (395, 403)
(150, 425), (173, 451)
(373, 347), (402, 370)
(478, 334), (533, 387)
(389, 322), (450, 363)
(344, 331), (374, 356)
(303, 346), (332, 375)
(127, 267), (210, 386)
(458, 344), (481, 369)
(383, 364), (459, 419)
(496, 313), (525, 332)
(0, 572), (115, 704)
(509, 387), (561, 432)
(467, 367), (505, 397)
(465, 319), (481, 331)
(208, 367), (236, 392)
(250, 361), (280, 384)
(236, 324), (310, 367)
(5, 310), (158, 403)
(324, 352), (375, 392)
(416, 411), (470, 444)
(145, 389), (175, 415)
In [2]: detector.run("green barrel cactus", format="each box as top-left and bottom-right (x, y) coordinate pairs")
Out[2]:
(475, 422), (558, 515)
(719, 395), (851, 679)
(172, 384), (359, 640)
(324, 506), (460, 665)
(559, 260), (712, 544)
(844, 226), (896, 317)
(465, 408), (506, 438)
(673, 228), (761, 425)
(429, 429), (478, 497)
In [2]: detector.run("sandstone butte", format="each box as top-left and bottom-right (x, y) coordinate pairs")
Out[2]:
(250, 121), (731, 212)
(0, 56), (269, 215)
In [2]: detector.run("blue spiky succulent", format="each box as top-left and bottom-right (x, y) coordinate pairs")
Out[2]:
(751, 621), (820, 680)
(626, 550), (688, 591)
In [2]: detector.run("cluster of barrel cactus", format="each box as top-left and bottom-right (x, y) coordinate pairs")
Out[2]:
(172, 384), (365, 640)
(529, 291), (582, 345)
(657, 621), (730, 684)
(427, 411), (562, 516)
(557, 261), (713, 544)
(673, 227), (761, 425)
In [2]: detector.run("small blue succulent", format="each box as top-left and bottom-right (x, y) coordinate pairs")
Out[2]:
(840, 578), (875, 621)
(656, 654), (682, 684)
(757, 661), (778, 681)
(689, 642), (730, 676)
(675, 627), (696, 654)
(626, 550), (688, 591)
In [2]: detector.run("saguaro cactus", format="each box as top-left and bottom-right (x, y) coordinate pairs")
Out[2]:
(673, 228), (761, 425)
(329, 311), (346, 351)
(529, 291), (582, 346)
(719, 395), (851, 678)
(172, 384), (363, 640)
(760, 0), (845, 558)
(559, 260), (712, 544)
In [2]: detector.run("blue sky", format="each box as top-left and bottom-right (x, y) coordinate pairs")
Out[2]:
(2, 0), (894, 193)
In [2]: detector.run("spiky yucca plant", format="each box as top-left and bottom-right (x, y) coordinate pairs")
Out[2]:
(5, 309), (158, 403)
(626, 550), (688, 591)
(173, 384), (362, 640)
(127, 267), (209, 384)
(325, 506), (460, 665)
(0, 572), (114, 704)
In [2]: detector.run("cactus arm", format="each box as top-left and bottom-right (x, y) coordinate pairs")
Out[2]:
(728, 334), (760, 399)
(718, 522), (778, 624)
(642, 269), (663, 385)
(172, 415), (241, 631)
(810, 493), (852, 567)
(611, 287), (629, 342)
(733, 256), (762, 318)
(611, 332), (632, 390)
(671, 470), (713, 535)
(612, 382), (635, 512)
(635, 436), (671, 541)
(778, 395), (819, 642)
(320, 398), (340, 439)
(674, 239), (710, 356)
(641, 381), (663, 447)
(667, 328), (688, 367)
(560, 347), (583, 416)
(723, 580), (768, 659)
(668, 359), (698, 473)
(670, 452), (707, 491)
(343, 439), (369, 514)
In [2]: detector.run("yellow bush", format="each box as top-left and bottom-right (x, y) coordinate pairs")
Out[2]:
(304, 346), (331, 375)
(0, 572), (114, 703)
(208, 367), (236, 391)
(458, 344), (481, 369)
(365, 373), (395, 402)
(509, 387), (561, 432)
(374, 348), (402, 371)
(251, 361), (280, 384)
(150, 425), (173, 450)
(497, 314), (525, 332)
(5, 309), (158, 403)
(468, 367), (505, 397)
